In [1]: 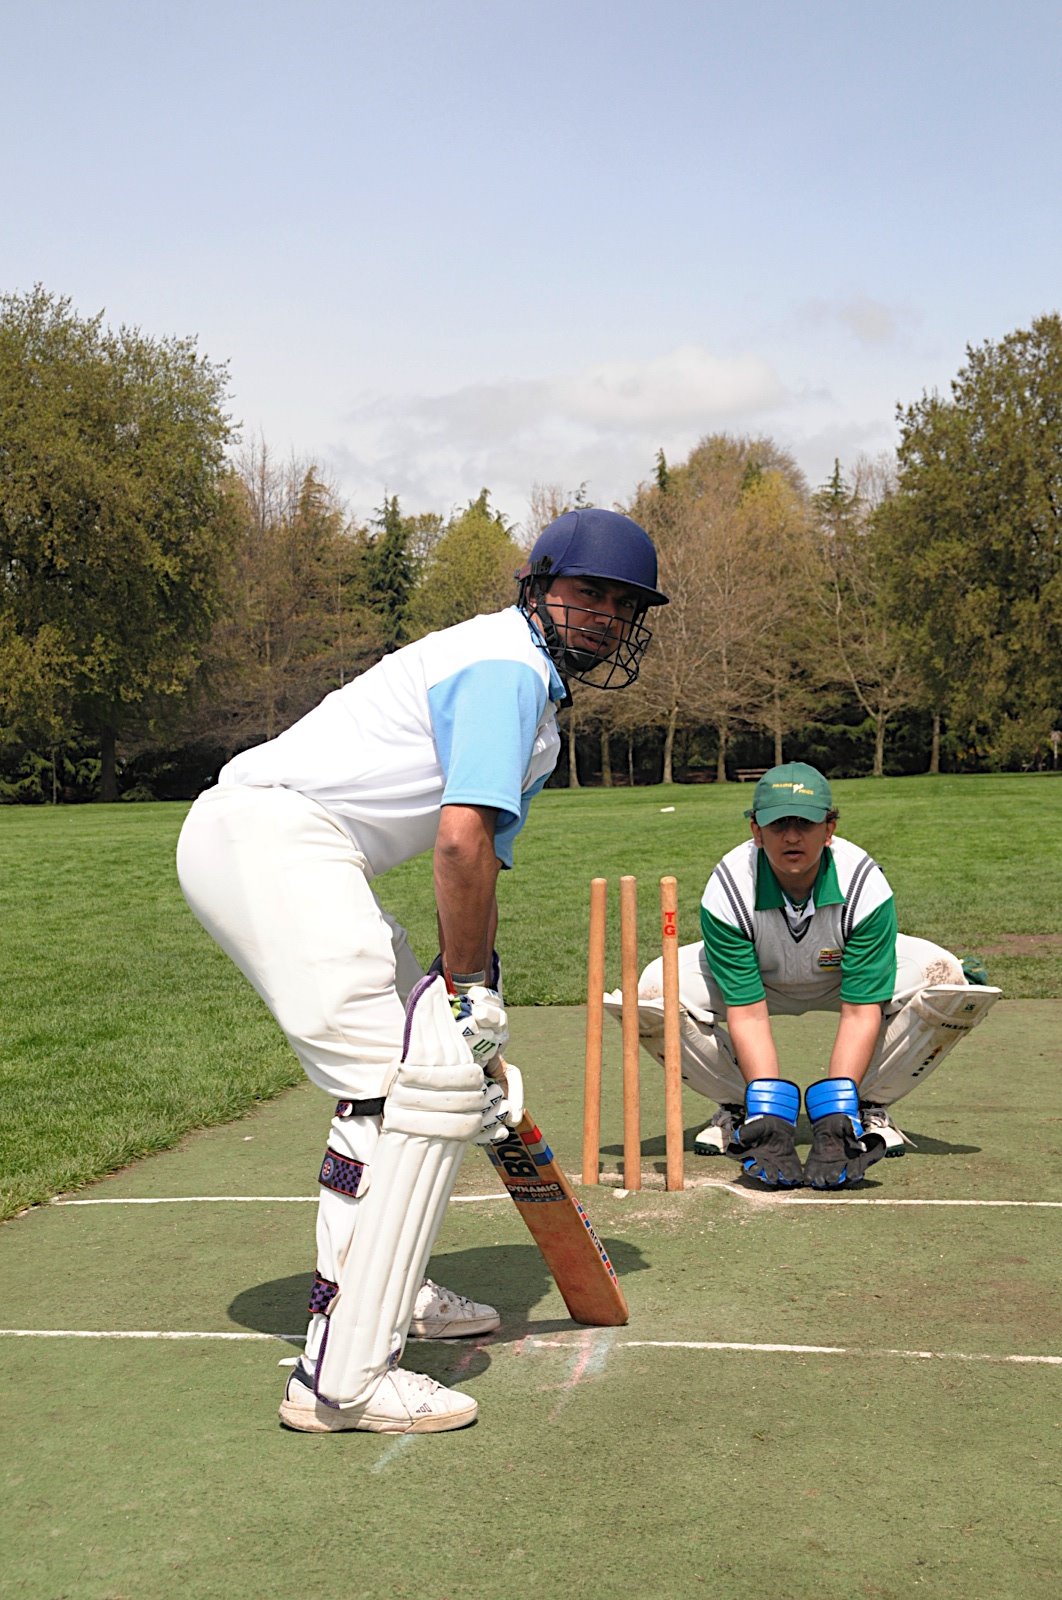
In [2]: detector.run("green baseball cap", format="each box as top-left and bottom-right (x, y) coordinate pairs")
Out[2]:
(744, 762), (833, 824)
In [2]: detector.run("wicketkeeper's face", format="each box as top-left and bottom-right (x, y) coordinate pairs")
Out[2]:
(750, 814), (837, 893)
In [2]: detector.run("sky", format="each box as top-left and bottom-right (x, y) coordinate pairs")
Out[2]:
(2, 0), (1060, 532)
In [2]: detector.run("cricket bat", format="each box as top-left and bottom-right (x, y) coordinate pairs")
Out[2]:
(483, 1111), (629, 1326)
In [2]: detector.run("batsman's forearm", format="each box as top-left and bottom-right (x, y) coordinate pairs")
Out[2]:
(827, 1003), (886, 1085)
(434, 804), (500, 977)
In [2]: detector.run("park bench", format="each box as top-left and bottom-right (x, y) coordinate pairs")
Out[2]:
(735, 767), (768, 782)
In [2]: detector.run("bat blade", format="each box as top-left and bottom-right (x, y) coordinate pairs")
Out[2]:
(484, 1111), (628, 1326)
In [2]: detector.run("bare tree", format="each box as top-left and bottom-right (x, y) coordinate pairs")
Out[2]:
(813, 459), (919, 776)
(632, 436), (811, 781)
(521, 480), (591, 544)
(190, 440), (380, 751)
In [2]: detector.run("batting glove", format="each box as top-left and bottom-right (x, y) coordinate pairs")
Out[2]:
(487, 1059), (524, 1130)
(472, 1074), (510, 1145)
(449, 984), (509, 1066)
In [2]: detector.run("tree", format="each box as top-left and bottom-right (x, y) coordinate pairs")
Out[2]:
(0, 287), (236, 798)
(523, 480), (591, 543)
(185, 443), (380, 754)
(407, 490), (524, 636)
(360, 494), (417, 652)
(738, 468), (826, 764)
(632, 435), (812, 782)
(879, 314), (1062, 767)
(813, 459), (920, 776)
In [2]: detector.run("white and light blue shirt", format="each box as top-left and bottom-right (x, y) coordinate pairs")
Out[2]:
(218, 607), (566, 875)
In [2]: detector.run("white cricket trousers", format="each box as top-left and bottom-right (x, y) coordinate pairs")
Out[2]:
(176, 783), (424, 1101)
(178, 784), (437, 1367)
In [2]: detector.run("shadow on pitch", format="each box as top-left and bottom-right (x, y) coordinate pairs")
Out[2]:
(605, 1118), (980, 1163)
(228, 1237), (649, 1357)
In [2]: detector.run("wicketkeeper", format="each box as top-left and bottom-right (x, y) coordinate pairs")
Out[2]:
(177, 509), (668, 1433)
(607, 762), (999, 1190)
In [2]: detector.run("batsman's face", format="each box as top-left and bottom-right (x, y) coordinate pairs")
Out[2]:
(539, 576), (641, 664)
(751, 814), (836, 895)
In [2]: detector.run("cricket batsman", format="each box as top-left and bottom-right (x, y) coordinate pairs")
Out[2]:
(608, 762), (1000, 1190)
(176, 508), (668, 1433)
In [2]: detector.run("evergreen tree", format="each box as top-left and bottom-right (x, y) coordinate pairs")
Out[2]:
(879, 314), (1062, 767)
(361, 494), (416, 652)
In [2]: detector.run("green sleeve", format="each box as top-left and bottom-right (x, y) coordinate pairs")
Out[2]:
(700, 904), (765, 1007)
(839, 897), (898, 1004)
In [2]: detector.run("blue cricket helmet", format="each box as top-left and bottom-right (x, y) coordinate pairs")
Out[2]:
(517, 507), (668, 690)
(518, 508), (669, 609)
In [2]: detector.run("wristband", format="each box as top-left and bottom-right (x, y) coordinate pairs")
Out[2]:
(449, 970), (488, 990)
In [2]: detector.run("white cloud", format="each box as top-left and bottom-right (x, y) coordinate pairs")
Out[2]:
(559, 345), (783, 427)
(325, 344), (788, 526)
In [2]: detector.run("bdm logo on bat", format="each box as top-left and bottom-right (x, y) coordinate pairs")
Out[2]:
(488, 1134), (539, 1180)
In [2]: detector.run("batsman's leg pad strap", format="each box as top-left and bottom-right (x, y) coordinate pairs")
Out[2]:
(318, 1148), (368, 1197)
(308, 1272), (339, 1316)
(859, 983), (1002, 1105)
(335, 1097), (386, 1118)
(805, 1077), (864, 1135)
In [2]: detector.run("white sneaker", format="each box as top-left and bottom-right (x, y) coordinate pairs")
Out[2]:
(693, 1104), (743, 1156)
(860, 1104), (915, 1157)
(408, 1277), (500, 1339)
(279, 1361), (478, 1434)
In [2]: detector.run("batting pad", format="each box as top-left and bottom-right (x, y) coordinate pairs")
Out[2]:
(603, 990), (745, 1104)
(314, 975), (485, 1408)
(860, 983), (1002, 1105)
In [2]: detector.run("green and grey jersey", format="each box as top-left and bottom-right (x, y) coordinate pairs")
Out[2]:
(699, 836), (898, 1008)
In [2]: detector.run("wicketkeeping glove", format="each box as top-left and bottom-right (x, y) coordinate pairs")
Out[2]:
(803, 1078), (887, 1189)
(727, 1079), (803, 1188)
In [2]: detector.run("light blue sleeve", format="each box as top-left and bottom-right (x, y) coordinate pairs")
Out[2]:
(427, 659), (547, 837)
(492, 773), (549, 869)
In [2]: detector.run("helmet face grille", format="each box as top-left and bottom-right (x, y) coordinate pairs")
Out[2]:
(528, 597), (653, 689)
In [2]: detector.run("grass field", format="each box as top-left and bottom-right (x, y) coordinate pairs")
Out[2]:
(0, 774), (1060, 1219)
(1, 1003), (1059, 1600)
(1, 777), (1060, 1599)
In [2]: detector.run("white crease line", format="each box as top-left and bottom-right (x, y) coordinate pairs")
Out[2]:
(53, 1196), (318, 1205)
(3, 1328), (1058, 1366)
(774, 1197), (1062, 1208)
(0, 1329), (304, 1341)
(51, 1193), (509, 1206)
(529, 1336), (1062, 1366)
(371, 1434), (419, 1472)
(50, 1191), (1062, 1209)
